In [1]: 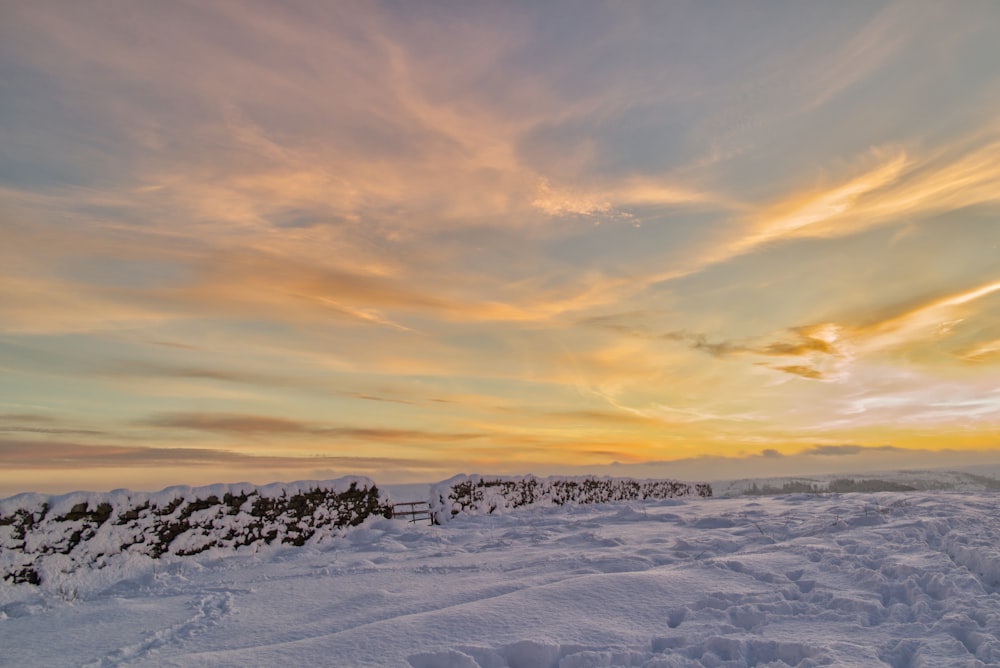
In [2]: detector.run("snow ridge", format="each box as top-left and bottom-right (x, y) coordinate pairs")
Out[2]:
(0, 477), (391, 585)
(430, 474), (712, 523)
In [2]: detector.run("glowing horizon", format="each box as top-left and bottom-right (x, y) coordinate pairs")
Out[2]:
(2, 2), (1000, 496)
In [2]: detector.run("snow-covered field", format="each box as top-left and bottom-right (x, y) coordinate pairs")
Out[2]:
(3, 490), (1000, 667)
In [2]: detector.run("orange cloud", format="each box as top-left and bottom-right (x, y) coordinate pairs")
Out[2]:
(854, 279), (1000, 355)
(960, 339), (1000, 363)
(766, 364), (826, 381)
(751, 151), (909, 239)
(532, 176), (716, 218)
(0, 275), (171, 334)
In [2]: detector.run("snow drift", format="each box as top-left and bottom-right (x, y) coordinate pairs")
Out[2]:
(0, 477), (391, 585)
(430, 474), (712, 523)
(6, 489), (1000, 666)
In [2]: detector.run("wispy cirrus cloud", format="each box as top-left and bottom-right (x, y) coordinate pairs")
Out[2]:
(637, 134), (1000, 290)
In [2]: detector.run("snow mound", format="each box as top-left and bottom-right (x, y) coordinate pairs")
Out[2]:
(430, 474), (712, 523)
(0, 477), (391, 585)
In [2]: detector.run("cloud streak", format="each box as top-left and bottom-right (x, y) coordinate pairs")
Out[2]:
(802, 444), (900, 457)
(143, 413), (485, 443)
(0, 438), (430, 471)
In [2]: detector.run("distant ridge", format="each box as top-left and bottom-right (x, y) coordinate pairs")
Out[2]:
(716, 469), (1000, 497)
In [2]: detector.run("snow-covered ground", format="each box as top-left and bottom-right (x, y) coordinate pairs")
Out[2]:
(3, 490), (1000, 667)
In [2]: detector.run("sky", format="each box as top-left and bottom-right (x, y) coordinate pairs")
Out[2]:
(2, 1), (1000, 497)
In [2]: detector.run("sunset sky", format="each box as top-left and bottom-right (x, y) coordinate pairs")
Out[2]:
(3, 1), (1000, 496)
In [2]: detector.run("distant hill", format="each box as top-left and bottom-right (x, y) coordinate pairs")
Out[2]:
(716, 469), (1000, 497)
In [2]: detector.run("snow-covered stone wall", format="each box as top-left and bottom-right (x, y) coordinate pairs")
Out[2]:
(430, 474), (712, 523)
(0, 477), (392, 585)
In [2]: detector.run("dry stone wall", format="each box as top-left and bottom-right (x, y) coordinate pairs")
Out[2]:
(430, 474), (712, 523)
(0, 477), (391, 585)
